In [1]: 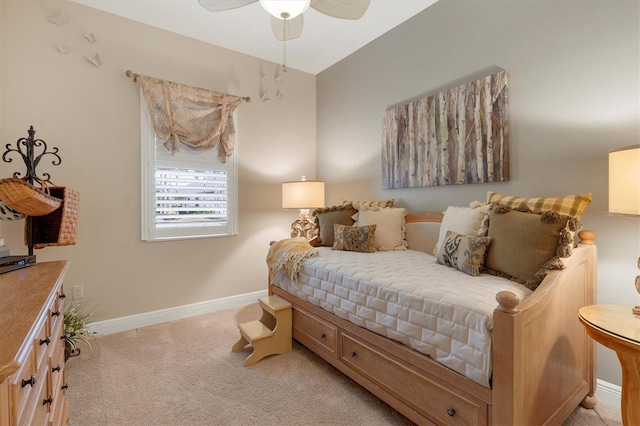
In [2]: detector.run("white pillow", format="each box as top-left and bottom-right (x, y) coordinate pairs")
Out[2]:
(434, 204), (489, 255)
(357, 206), (408, 251)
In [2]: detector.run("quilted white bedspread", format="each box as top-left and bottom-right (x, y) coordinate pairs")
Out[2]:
(272, 247), (532, 388)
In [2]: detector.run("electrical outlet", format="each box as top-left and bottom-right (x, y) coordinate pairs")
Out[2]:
(72, 285), (84, 299)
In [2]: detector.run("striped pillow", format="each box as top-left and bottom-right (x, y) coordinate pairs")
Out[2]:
(487, 191), (591, 219)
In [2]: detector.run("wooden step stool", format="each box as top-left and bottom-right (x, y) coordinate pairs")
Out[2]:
(231, 295), (292, 366)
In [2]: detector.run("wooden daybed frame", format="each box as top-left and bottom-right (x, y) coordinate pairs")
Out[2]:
(269, 213), (597, 425)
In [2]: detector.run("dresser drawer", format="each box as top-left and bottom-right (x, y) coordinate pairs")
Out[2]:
(29, 366), (51, 426)
(49, 329), (65, 397)
(292, 307), (337, 357)
(10, 341), (38, 423)
(33, 314), (52, 368)
(50, 378), (69, 426)
(340, 333), (488, 426)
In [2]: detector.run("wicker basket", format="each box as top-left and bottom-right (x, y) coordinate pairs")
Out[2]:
(0, 178), (62, 216)
(26, 186), (79, 249)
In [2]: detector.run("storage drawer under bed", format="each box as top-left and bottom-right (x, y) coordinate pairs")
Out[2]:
(292, 306), (338, 358)
(340, 332), (488, 426)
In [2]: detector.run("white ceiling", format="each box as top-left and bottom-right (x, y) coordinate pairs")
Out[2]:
(70, 0), (438, 75)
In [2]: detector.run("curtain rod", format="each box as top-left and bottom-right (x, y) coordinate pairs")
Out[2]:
(125, 70), (251, 103)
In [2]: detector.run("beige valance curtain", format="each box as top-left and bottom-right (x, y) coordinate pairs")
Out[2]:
(139, 76), (245, 162)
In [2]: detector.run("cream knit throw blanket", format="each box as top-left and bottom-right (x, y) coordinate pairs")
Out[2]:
(267, 237), (318, 282)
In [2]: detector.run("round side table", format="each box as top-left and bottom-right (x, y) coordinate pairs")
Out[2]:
(578, 305), (640, 426)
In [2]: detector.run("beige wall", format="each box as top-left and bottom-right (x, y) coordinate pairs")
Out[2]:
(316, 0), (639, 387)
(0, 0), (315, 318)
(2, 0), (638, 392)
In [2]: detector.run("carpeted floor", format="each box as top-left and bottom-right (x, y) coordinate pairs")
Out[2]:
(65, 303), (622, 425)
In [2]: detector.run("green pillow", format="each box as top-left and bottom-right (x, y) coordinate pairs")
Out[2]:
(313, 204), (357, 247)
(485, 207), (576, 290)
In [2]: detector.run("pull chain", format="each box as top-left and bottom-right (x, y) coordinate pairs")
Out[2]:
(281, 12), (288, 73)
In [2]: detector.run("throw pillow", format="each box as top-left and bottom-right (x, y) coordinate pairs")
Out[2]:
(313, 204), (357, 247)
(434, 204), (490, 255)
(485, 206), (578, 290)
(436, 231), (492, 277)
(333, 224), (377, 253)
(486, 191), (591, 219)
(356, 206), (408, 251)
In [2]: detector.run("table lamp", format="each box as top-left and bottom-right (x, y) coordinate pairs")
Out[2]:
(282, 176), (325, 240)
(607, 145), (640, 314)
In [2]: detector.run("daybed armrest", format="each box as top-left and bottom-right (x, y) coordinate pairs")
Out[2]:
(492, 231), (597, 425)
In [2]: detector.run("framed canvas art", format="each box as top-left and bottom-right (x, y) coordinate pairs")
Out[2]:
(382, 70), (509, 189)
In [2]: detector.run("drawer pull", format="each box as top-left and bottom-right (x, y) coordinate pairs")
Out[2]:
(447, 408), (456, 417)
(52, 365), (61, 373)
(350, 351), (357, 357)
(40, 336), (51, 346)
(52, 310), (61, 317)
(21, 375), (37, 388)
(320, 333), (326, 339)
(61, 383), (69, 391)
(43, 396), (53, 406)
(59, 292), (66, 299)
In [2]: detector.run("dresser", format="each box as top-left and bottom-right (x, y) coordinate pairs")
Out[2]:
(0, 261), (70, 426)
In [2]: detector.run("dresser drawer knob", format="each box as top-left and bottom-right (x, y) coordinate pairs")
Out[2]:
(51, 310), (61, 317)
(350, 351), (357, 357)
(61, 383), (69, 391)
(447, 408), (456, 417)
(21, 375), (36, 388)
(39, 336), (51, 346)
(52, 365), (61, 373)
(59, 292), (66, 299)
(43, 396), (53, 406)
(320, 333), (326, 339)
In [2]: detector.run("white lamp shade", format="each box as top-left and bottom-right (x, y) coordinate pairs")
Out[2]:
(608, 145), (640, 217)
(259, 0), (310, 19)
(282, 180), (325, 209)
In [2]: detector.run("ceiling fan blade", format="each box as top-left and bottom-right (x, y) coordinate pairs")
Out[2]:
(271, 14), (304, 41)
(198, 0), (257, 12)
(310, 0), (370, 20)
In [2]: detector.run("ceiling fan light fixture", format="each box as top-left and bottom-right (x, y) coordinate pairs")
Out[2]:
(259, 0), (310, 20)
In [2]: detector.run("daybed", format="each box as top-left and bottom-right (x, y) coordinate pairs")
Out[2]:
(268, 194), (597, 425)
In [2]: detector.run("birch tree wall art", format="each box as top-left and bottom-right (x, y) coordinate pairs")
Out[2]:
(382, 70), (509, 189)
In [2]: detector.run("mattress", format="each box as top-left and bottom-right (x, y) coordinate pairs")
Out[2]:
(272, 247), (532, 387)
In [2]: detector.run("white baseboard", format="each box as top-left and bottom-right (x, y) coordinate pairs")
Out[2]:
(87, 290), (268, 336)
(595, 378), (621, 408)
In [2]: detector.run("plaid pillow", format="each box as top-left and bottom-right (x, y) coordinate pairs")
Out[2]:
(487, 191), (591, 219)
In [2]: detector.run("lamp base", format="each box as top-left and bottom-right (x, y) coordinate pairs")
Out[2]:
(290, 211), (317, 241)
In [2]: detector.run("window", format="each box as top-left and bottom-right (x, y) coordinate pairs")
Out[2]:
(140, 97), (238, 241)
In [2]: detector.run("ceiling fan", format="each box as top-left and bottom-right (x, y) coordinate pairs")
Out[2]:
(198, 0), (370, 41)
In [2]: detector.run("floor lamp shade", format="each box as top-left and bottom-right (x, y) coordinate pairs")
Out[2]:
(282, 180), (325, 210)
(608, 145), (640, 217)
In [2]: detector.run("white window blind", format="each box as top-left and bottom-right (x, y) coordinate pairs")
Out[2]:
(154, 167), (228, 229)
